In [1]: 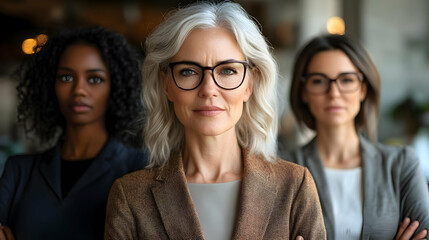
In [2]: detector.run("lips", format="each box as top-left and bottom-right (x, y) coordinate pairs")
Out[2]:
(193, 106), (224, 116)
(71, 102), (92, 113)
(325, 106), (344, 112)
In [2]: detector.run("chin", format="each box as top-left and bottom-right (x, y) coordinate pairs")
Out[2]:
(67, 117), (98, 126)
(189, 124), (236, 137)
(323, 118), (353, 127)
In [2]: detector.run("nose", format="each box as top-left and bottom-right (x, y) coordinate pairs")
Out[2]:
(73, 77), (88, 96)
(198, 70), (218, 98)
(327, 80), (341, 97)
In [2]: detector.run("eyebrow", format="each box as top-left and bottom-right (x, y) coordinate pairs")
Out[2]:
(305, 71), (359, 76)
(57, 67), (107, 73)
(175, 59), (244, 66)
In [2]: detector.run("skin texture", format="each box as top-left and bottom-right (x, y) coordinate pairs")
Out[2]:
(302, 50), (427, 239)
(0, 44), (111, 239)
(303, 50), (365, 169)
(395, 217), (427, 240)
(15, 27), (143, 147)
(55, 44), (111, 160)
(302, 50), (367, 132)
(161, 28), (253, 184)
(0, 224), (14, 240)
(1, 27), (145, 240)
(162, 28), (253, 138)
(55, 44), (111, 128)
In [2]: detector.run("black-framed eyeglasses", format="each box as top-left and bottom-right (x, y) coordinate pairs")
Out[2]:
(168, 60), (248, 90)
(302, 72), (364, 95)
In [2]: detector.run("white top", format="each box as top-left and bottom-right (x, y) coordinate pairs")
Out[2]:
(325, 167), (363, 240)
(412, 129), (429, 181)
(188, 180), (241, 240)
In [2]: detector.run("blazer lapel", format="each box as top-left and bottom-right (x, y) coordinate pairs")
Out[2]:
(151, 152), (204, 240)
(359, 135), (379, 239)
(302, 139), (335, 238)
(39, 145), (63, 200)
(66, 138), (115, 197)
(232, 149), (278, 239)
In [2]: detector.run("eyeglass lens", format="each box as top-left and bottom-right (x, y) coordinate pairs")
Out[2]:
(305, 73), (362, 94)
(171, 62), (246, 90)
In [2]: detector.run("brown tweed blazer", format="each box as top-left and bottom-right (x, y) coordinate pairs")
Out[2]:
(105, 149), (326, 239)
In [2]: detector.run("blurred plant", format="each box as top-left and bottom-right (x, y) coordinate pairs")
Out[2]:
(390, 97), (420, 136)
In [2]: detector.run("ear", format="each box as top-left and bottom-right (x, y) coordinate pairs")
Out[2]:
(360, 82), (367, 102)
(160, 71), (173, 101)
(243, 68), (254, 102)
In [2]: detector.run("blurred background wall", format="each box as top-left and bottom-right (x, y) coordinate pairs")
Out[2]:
(0, 0), (428, 179)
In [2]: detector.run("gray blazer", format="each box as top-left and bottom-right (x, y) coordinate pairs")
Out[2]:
(281, 135), (429, 240)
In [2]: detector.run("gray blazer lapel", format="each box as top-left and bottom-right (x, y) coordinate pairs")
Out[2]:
(359, 135), (379, 239)
(302, 139), (335, 239)
(151, 153), (204, 240)
(39, 145), (62, 200)
(232, 149), (277, 239)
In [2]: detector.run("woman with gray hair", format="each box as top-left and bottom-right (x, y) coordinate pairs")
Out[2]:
(105, 1), (326, 239)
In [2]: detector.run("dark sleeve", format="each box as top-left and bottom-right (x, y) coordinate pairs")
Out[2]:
(125, 147), (149, 172)
(0, 157), (22, 224)
(104, 179), (137, 240)
(278, 150), (291, 162)
(290, 168), (327, 239)
(398, 147), (429, 235)
(280, 148), (305, 167)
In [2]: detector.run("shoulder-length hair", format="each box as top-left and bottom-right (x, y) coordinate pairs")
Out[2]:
(289, 34), (381, 141)
(143, 1), (278, 167)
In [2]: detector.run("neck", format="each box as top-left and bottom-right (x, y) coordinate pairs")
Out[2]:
(61, 123), (108, 160)
(182, 129), (243, 184)
(315, 122), (362, 169)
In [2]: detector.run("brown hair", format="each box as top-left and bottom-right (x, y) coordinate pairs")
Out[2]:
(289, 34), (381, 141)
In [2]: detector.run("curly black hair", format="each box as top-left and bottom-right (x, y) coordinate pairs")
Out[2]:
(15, 26), (144, 147)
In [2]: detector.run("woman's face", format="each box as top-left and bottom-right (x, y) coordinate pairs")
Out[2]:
(302, 50), (367, 129)
(55, 43), (111, 127)
(162, 27), (253, 137)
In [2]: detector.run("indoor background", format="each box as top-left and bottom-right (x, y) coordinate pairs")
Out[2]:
(0, 0), (428, 181)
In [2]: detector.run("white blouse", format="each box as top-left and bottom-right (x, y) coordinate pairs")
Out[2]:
(325, 167), (363, 240)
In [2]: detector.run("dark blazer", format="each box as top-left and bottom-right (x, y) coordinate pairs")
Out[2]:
(105, 148), (326, 240)
(0, 138), (148, 240)
(281, 135), (429, 240)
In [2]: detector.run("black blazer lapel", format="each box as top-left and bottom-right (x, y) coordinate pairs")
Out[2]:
(66, 138), (116, 197)
(39, 144), (63, 200)
(232, 149), (277, 239)
(151, 153), (204, 240)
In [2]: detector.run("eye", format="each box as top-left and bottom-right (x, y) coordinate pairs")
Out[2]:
(88, 76), (103, 84)
(217, 63), (241, 76)
(220, 68), (237, 75)
(341, 78), (354, 83)
(308, 77), (325, 85)
(58, 75), (73, 82)
(179, 68), (198, 77)
(339, 74), (358, 84)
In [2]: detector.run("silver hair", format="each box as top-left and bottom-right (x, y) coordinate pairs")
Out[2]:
(142, 1), (278, 167)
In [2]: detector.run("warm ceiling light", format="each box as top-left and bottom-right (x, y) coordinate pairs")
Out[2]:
(36, 34), (48, 46)
(22, 38), (37, 54)
(327, 16), (345, 35)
